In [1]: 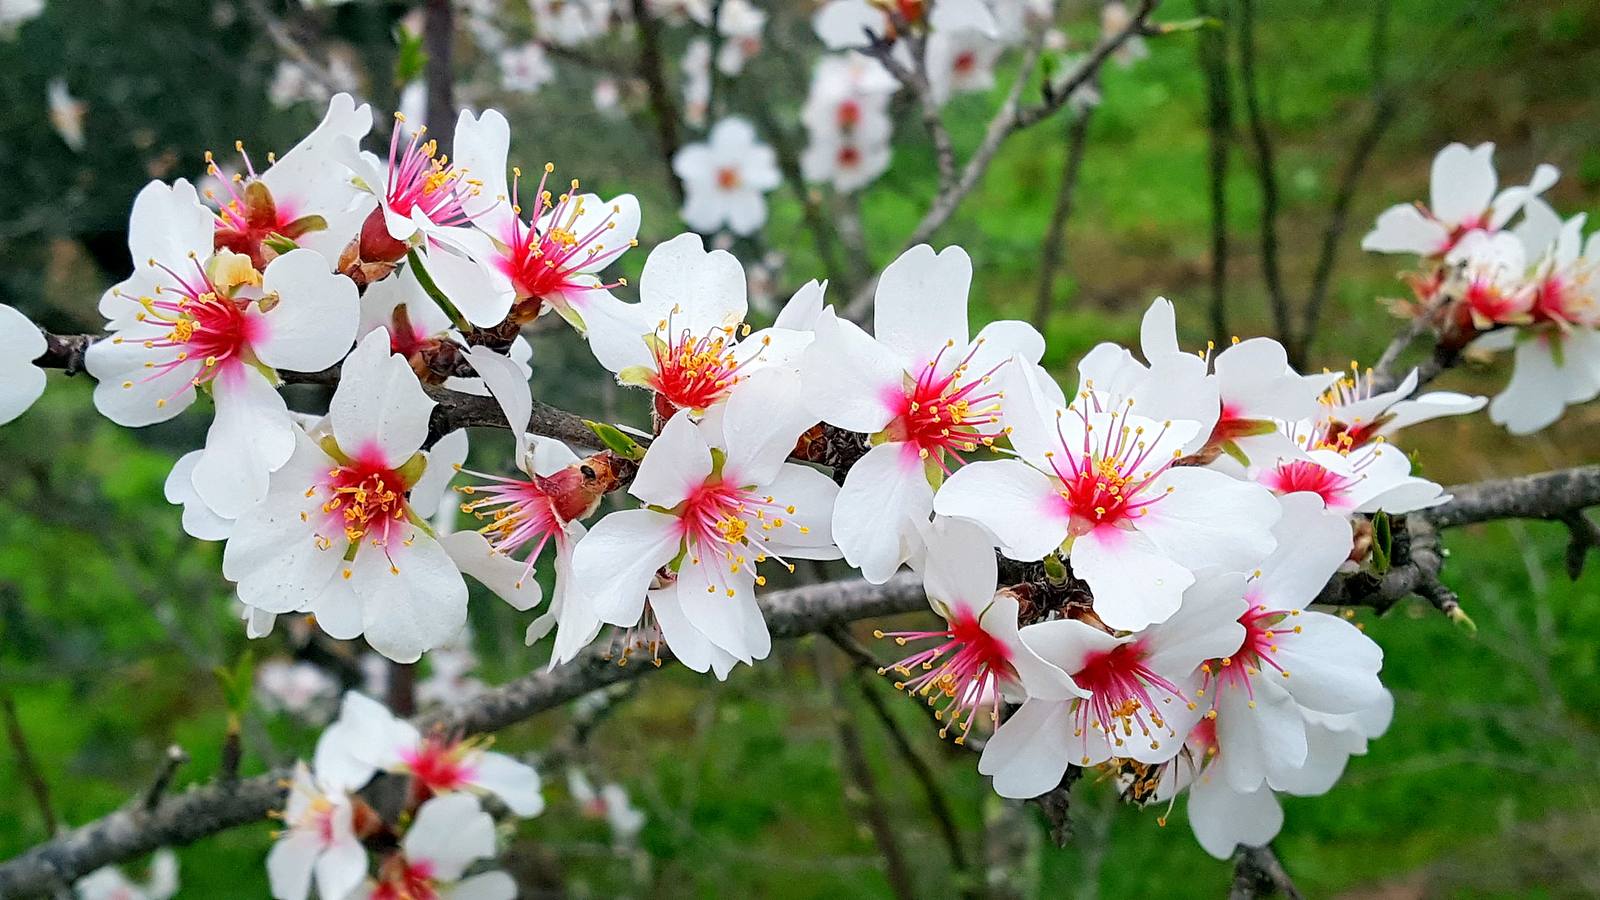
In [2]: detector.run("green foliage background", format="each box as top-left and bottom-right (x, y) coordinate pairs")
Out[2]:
(1, 0), (1598, 897)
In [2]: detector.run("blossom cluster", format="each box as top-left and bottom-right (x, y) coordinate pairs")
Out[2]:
(5, 84), (1582, 881)
(1363, 142), (1599, 434)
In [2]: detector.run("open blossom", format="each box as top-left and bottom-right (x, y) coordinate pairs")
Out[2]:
(1362, 142), (1558, 258)
(86, 180), (359, 520)
(926, 29), (1001, 105)
(812, 0), (998, 51)
(209, 93), (374, 268)
(1445, 230), (1536, 331)
(1264, 422), (1449, 515)
(567, 769), (647, 844)
(267, 762), (367, 900)
(800, 53), (896, 193)
(1474, 214), (1600, 434)
(937, 361), (1279, 631)
(571, 372), (840, 666)
(221, 330), (468, 663)
(1313, 365), (1484, 452)
(802, 244), (1045, 583)
(498, 42), (555, 93)
(442, 134), (641, 330)
(585, 233), (813, 422)
(0, 303), (46, 426)
(979, 573), (1249, 798)
(316, 691), (545, 818)
(714, 0), (766, 75)
(75, 850), (177, 900)
(357, 793), (516, 900)
(879, 518), (1084, 744)
(673, 118), (781, 236)
(1192, 494), (1383, 793)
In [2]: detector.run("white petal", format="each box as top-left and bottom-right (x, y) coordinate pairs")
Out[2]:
(127, 179), (214, 267)
(920, 516), (1000, 613)
(311, 833), (367, 900)
(1070, 528), (1192, 631)
(934, 460), (1066, 561)
(164, 450), (235, 541)
(410, 428), (469, 519)
(255, 249), (360, 372)
(873, 244), (971, 369)
(1273, 611), (1385, 715)
(978, 699), (1076, 799)
(1136, 466), (1279, 572)
(799, 307), (903, 433)
(832, 442), (932, 583)
(1139, 297), (1181, 360)
(403, 794), (495, 881)
(330, 329), (435, 466)
(637, 232), (747, 332)
(1217, 679), (1307, 793)
(0, 304), (45, 425)
(192, 364), (296, 519)
(223, 436), (344, 613)
(352, 531), (469, 663)
(423, 236), (516, 328)
(1187, 776), (1283, 860)
(1251, 492), (1351, 610)
(719, 367), (814, 486)
(572, 508), (683, 627)
(449, 871), (519, 900)
(265, 831), (321, 900)
(441, 529), (544, 611)
(1430, 141), (1496, 226)
(467, 750), (545, 817)
(630, 409), (713, 508)
(675, 562), (766, 663)
(1361, 204), (1448, 255)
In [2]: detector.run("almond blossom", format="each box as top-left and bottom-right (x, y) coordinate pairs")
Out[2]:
(877, 518), (1084, 744)
(498, 42), (555, 93)
(812, 0), (998, 51)
(1191, 494), (1384, 793)
(356, 793), (516, 900)
(978, 572), (1249, 798)
(207, 93), (374, 268)
(86, 180), (359, 520)
(315, 691), (545, 818)
(75, 850), (177, 900)
(673, 118), (781, 236)
(927, 28), (1001, 105)
(1361, 141), (1558, 258)
(800, 53), (897, 193)
(570, 371), (840, 667)
(220, 330), (468, 663)
(266, 762), (368, 900)
(584, 233), (813, 422)
(801, 244), (1045, 583)
(936, 361), (1279, 631)
(0, 302), (46, 426)
(713, 0), (766, 75)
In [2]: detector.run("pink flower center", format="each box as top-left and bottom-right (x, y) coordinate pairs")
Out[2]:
(113, 255), (263, 407)
(374, 856), (439, 900)
(879, 606), (1015, 744)
(837, 145), (862, 168)
(883, 340), (1007, 471)
(953, 51), (977, 75)
(498, 166), (629, 308)
(1070, 639), (1187, 762)
(315, 451), (412, 549)
(646, 309), (768, 416)
(836, 99), (862, 130)
(1198, 603), (1300, 708)
(386, 121), (477, 228)
(716, 166), (742, 191)
(678, 478), (802, 592)
(1043, 405), (1176, 536)
(456, 468), (567, 588)
(1260, 459), (1355, 508)
(400, 735), (477, 794)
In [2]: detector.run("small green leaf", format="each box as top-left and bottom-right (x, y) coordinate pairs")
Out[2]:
(583, 420), (646, 461)
(262, 233), (300, 255)
(1448, 606), (1477, 633)
(1370, 510), (1393, 573)
(1043, 553), (1068, 585)
(395, 27), (427, 86)
(1219, 440), (1251, 467)
(215, 649), (255, 715)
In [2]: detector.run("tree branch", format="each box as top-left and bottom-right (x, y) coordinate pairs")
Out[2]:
(1234, 0), (1290, 358)
(1428, 465), (1600, 530)
(2, 692), (58, 837)
(1229, 844), (1304, 899)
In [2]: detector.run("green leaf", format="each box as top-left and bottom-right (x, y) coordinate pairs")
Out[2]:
(1371, 510), (1393, 573)
(262, 233), (300, 255)
(395, 27), (427, 86)
(583, 420), (647, 461)
(1220, 440), (1251, 467)
(214, 649), (255, 715)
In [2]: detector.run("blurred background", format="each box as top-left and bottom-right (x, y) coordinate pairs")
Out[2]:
(2, 0), (1599, 896)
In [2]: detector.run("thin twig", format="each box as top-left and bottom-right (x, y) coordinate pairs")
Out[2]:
(1032, 105), (1095, 330)
(1234, 0), (1290, 356)
(2, 692), (58, 835)
(143, 746), (189, 813)
(242, 0), (368, 111)
(1196, 0), (1233, 341)
(815, 644), (918, 900)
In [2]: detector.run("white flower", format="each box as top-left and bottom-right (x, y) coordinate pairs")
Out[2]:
(673, 118), (781, 236)
(531, 0), (612, 47)
(75, 849), (178, 900)
(1312, 365), (1485, 451)
(936, 360), (1279, 631)
(1191, 494), (1383, 793)
(979, 572), (1248, 798)
(714, 0), (766, 75)
(1476, 215), (1600, 434)
(0, 303), (46, 426)
(86, 181), (359, 520)
(800, 53), (896, 193)
(316, 691), (546, 818)
(570, 374), (840, 667)
(584, 233), (812, 420)
(801, 244), (1045, 583)
(266, 762), (367, 900)
(355, 793), (517, 900)
(812, 0), (998, 51)
(432, 117), (641, 331)
(210, 93), (375, 266)
(220, 330), (469, 663)
(1101, 1), (1149, 66)
(878, 517), (1084, 744)
(926, 29), (1000, 105)
(47, 78), (85, 152)
(256, 659), (341, 721)
(1362, 142), (1558, 257)
(498, 42), (555, 93)
(1257, 441), (1447, 514)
